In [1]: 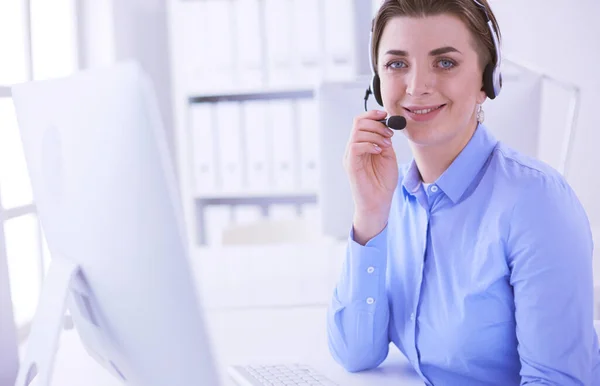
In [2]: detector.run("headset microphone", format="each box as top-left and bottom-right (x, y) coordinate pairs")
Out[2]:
(378, 115), (406, 130)
(364, 88), (407, 130)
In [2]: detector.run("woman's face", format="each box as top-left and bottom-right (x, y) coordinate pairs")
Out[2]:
(377, 14), (487, 148)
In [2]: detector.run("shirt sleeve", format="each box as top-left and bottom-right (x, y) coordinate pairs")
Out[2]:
(507, 176), (596, 385)
(326, 224), (391, 373)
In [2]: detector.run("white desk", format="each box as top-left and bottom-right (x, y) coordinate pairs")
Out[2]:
(19, 242), (423, 385)
(46, 306), (424, 386)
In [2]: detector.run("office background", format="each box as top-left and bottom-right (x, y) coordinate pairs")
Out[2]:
(1, 0), (600, 350)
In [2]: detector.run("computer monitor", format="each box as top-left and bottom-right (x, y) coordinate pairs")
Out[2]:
(0, 234), (19, 386)
(10, 62), (221, 385)
(317, 64), (544, 240)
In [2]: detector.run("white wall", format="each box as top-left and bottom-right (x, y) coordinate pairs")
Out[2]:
(488, 0), (600, 283)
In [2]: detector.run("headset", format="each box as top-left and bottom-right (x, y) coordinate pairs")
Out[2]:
(365, 0), (502, 110)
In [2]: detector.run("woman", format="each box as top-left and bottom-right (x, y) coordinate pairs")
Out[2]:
(327, 0), (600, 385)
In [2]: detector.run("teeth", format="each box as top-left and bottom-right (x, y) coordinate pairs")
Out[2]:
(413, 106), (442, 115)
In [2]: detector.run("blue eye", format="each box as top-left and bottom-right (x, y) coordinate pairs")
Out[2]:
(438, 59), (455, 69)
(386, 61), (407, 69)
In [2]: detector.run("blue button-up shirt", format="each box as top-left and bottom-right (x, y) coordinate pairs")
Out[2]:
(327, 124), (600, 385)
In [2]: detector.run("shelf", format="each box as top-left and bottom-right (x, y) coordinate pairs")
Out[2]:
(187, 88), (314, 104)
(195, 190), (316, 200)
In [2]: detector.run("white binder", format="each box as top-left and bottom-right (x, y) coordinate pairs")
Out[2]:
(291, 0), (321, 84)
(264, 0), (294, 87)
(174, 1), (210, 92)
(190, 104), (217, 194)
(323, 0), (355, 80)
(267, 100), (297, 191)
(215, 101), (244, 192)
(203, 0), (235, 91)
(241, 100), (271, 192)
(233, 0), (263, 89)
(297, 99), (319, 191)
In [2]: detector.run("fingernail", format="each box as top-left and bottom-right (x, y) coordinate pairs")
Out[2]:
(377, 110), (387, 116)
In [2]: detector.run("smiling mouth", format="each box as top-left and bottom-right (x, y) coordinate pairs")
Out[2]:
(404, 104), (446, 115)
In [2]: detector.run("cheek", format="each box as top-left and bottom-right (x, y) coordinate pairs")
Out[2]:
(439, 72), (478, 95)
(379, 75), (406, 103)
(439, 74), (483, 107)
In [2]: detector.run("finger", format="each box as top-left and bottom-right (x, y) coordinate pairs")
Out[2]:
(357, 109), (388, 121)
(348, 142), (384, 157)
(354, 116), (395, 139)
(354, 131), (393, 148)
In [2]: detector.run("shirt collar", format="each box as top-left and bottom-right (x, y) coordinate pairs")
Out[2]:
(401, 123), (498, 203)
(401, 159), (422, 197)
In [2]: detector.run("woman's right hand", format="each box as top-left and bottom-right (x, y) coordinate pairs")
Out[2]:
(343, 110), (399, 244)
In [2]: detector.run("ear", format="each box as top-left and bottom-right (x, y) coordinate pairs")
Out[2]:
(476, 89), (487, 105)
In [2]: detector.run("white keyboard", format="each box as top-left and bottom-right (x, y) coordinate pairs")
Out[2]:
(227, 363), (339, 386)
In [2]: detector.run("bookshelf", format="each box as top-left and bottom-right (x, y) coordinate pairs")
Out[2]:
(168, 0), (375, 245)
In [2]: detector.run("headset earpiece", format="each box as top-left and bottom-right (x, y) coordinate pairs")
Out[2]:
(370, 74), (383, 106)
(474, 0), (502, 99)
(483, 63), (496, 99)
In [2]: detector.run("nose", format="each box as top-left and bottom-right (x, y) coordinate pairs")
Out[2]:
(405, 64), (434, 96)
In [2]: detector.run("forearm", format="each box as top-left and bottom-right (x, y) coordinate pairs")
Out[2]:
(327, 225), (390, 372)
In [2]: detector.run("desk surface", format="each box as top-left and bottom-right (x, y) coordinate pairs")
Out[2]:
(47, 306), (424, 386)
(26, 242), (421, 385)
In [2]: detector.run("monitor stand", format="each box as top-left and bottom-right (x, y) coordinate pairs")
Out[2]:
(14, 256), (81, 386)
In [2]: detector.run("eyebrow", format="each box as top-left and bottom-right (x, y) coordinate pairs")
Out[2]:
(384, 46), (462, 57)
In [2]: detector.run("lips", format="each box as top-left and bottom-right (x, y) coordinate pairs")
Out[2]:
(402, 103), (447, 122)
(404, 104), (446, 115)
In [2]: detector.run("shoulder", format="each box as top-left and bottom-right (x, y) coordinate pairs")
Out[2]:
(490, 142), (566, 190)
(486, 142), (582, 211)
(490, 142), (592, 247)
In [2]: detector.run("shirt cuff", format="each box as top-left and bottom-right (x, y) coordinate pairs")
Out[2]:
(338, 225), (388, 306)
(349, 224), (388, 250)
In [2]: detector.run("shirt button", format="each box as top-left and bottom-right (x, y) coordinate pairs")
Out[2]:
(430, 185), (439, 193)
(367, 266), (375, 274)
(410, 312), (415, 321)
(366, 297), (375, 305)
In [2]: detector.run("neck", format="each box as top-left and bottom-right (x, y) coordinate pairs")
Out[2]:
(411, 119), (478, 183)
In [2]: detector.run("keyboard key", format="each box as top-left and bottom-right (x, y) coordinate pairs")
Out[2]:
(228, 364), (339, 386)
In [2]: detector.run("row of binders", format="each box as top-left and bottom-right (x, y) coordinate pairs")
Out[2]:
(177, 0), (356, 92)
(190, 98), (320, 195)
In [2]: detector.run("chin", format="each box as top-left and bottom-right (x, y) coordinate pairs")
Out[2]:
(404, 128), (451, 148)
(402, 120), (454, 148)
